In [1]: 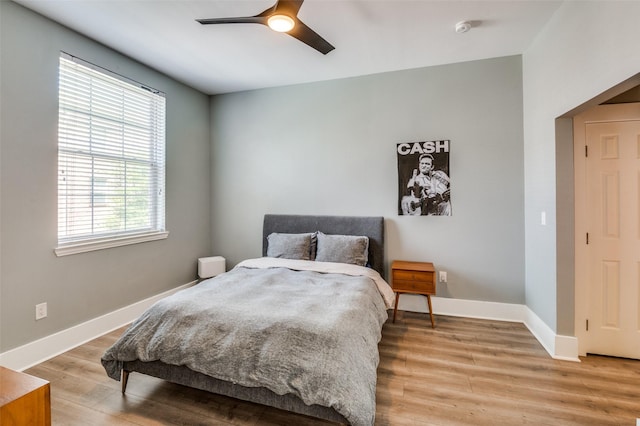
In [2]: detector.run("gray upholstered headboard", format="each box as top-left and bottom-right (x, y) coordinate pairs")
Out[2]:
(262, 214), (385, 276)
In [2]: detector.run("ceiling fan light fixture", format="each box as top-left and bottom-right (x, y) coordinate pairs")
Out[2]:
(267, 14), (295, 32)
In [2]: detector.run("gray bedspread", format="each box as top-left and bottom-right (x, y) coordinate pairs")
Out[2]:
(101, 263), (389, 426)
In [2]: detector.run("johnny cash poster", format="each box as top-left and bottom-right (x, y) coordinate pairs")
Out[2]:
(397, 140), (451, 216)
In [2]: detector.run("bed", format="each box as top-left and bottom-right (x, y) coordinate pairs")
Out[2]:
(101, 214), (394, 425)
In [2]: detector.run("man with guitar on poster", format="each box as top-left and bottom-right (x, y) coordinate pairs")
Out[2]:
(397, 141), (451, 216)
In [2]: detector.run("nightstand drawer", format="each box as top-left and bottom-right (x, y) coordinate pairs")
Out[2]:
(392, 278), (435, 293)
(393, 270), (433, 283)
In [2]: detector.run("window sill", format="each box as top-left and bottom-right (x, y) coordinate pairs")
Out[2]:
(54, 231), (169, 257)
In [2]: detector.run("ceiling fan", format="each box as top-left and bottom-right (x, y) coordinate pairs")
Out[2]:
(196, 0), (335, 55)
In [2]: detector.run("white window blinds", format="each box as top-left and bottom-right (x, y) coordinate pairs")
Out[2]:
(57, 53), (166, 249)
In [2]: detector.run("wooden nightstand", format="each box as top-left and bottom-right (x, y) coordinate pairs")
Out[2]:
(391, 260), (436, 328)
(0, 366), (51, 425)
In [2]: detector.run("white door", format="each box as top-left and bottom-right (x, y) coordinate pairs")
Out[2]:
(577, 103), (640, 359)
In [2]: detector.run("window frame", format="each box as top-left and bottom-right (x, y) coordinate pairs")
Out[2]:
(55, 52), (168, 256)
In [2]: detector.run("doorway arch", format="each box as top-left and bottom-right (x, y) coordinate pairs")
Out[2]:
(554, 73), (640, 356)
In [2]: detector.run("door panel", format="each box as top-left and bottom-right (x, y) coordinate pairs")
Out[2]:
(585, 119), (640, 359)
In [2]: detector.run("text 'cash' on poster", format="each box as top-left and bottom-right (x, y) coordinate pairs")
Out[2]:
(397, 140), (451, 216)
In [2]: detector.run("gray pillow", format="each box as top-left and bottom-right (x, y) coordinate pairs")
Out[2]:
(315, 231), (369, 266)
(266, 232), (313, 260)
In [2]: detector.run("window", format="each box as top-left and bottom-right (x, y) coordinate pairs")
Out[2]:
(56, 53), (167, 256)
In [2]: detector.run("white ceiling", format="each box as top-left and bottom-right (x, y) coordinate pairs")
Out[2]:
(13, 0), (562, 95)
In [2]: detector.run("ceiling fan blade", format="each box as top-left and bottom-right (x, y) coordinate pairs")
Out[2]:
(197, 16), (267, 25)
(288, 19), (334, 55)
(272, 0), (304, 17)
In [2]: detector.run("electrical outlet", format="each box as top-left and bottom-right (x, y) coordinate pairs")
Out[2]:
(35, 302), (47, 320)
(439, 271), (447, 283)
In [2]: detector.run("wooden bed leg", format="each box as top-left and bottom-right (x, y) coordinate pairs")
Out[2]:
(121, 370), (129, 394)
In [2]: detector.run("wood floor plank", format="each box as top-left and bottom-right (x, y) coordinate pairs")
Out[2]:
(22, 313), (640, 425)
(50, 397), (142, 426)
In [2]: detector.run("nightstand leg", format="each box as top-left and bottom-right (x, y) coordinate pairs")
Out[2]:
(393, 293), (400, 323)
(426, 294), (435, 328)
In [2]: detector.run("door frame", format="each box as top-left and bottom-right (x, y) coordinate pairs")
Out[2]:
(573, 102), (640, 356)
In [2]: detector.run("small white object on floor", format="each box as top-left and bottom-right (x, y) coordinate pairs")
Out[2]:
(198, 256), (225, 279)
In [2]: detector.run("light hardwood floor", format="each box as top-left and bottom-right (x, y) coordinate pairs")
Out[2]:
(25, 312), (640, 425)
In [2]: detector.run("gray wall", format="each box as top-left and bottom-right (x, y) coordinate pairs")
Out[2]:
(210, 56), (525, 305)
(522, 1), (640, 334)
(0, 2), (211, 351)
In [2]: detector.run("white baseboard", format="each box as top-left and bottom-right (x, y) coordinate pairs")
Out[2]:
(398, 294), (580, 361)
(2, 289), (579, 372)
(0, 281), (197, 372)
(553, 335), (580, 362)
(522, 305), (580, 362)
